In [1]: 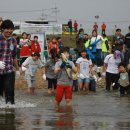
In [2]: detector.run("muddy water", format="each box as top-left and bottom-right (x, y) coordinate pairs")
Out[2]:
(0, 89), (130, 130)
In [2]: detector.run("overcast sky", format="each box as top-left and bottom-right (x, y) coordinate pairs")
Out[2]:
(0, 0), (130, 33)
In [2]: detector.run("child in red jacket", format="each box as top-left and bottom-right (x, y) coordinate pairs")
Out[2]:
(31, 35), (41, 55)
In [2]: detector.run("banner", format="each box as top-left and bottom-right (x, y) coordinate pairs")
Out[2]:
(21, 23), (62, 35)
(31, 33), (46, 62)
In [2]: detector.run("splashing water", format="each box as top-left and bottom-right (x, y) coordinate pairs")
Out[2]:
(0, 98), (36, 109)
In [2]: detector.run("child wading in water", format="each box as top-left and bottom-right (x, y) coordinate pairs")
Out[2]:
(72, 61), (78, 92)
(22, 53), (44, 94)
(76, 49), (92, 94)
(43, 48), (59, 95)
(118, 62), (130, 96)
(54, 47), (77, 106)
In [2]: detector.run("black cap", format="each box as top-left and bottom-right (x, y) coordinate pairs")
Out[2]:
(1, 19), (14, 30)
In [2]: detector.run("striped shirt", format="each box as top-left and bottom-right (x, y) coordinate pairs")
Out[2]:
(0, 35), (17, 75)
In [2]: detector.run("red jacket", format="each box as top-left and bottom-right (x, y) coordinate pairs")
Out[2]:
(20, 39), (31, 57)
(48, 42), (59, 54)
(74, 22), (78, 29)
(31, 40), (41, 54)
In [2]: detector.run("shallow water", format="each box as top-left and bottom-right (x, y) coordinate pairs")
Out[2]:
(0, 89), (130, 130)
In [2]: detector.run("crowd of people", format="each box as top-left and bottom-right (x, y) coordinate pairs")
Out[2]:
(0, 19), (130, 107)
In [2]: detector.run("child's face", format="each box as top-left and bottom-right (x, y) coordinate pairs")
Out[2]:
(32, 56), (39, 61)
(81, 52), (87, 58)
(58, 39), (61, 42)
(23, 33), (27, 39)
(118, 66), (125, 73)
(34, 38), (38, 42)
(52, 38), (57, 43)
(71, 54), (76, 58)
(63, 52), (69, 59)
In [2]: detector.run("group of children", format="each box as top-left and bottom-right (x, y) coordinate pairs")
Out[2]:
(21, 45), (130, 107)
(20, 33), (130, 107)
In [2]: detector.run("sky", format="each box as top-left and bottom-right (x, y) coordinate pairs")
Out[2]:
(0, 0), (130, 34)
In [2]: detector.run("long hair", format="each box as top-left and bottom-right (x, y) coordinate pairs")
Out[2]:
(50, 48), (59, 63)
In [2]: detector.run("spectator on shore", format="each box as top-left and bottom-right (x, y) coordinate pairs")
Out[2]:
(101, 22), (106, 35)
(20, 32), (31, 64)
(68, 19), (73, 34)
(48, 37), (59, 55)
(73, 20), (78, 33)
(93, 22), (98, 31)
(31, 35), (41, 55)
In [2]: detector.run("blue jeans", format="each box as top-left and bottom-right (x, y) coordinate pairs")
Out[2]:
(124, 49), (130, 65)
(0, 72), (15, 104)
(96, 49), (103, 67)
(78, 77), (90, 83)
(73, 80), (78, 91)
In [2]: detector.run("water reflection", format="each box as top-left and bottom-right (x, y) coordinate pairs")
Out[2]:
(0, 90), (130, 130)
(45, 106), (80, 130)
(0, 109), (16, 130)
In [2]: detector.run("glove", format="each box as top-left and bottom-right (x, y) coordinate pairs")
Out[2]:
(78, 73), (85, 79)
(15, 71), (20, 80)
(60, 61), (66, 69)
(66, 62), (72, 69)
(61, 53), (67, 61)
(112, 83), (115, 87)
(93, 75), (97, 82)
(42, 74), (46, 80)
(0, 61), (5, 70)
(22, 66), (27, 71)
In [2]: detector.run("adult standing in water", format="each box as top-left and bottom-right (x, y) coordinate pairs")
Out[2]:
(0, 19), (20, 104)
(104, 50), (121, 91)
(91, 30), (103, 69)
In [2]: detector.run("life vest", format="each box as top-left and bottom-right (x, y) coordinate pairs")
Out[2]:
(85, 39), (91, 48)
(102, 38), (108, 52)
